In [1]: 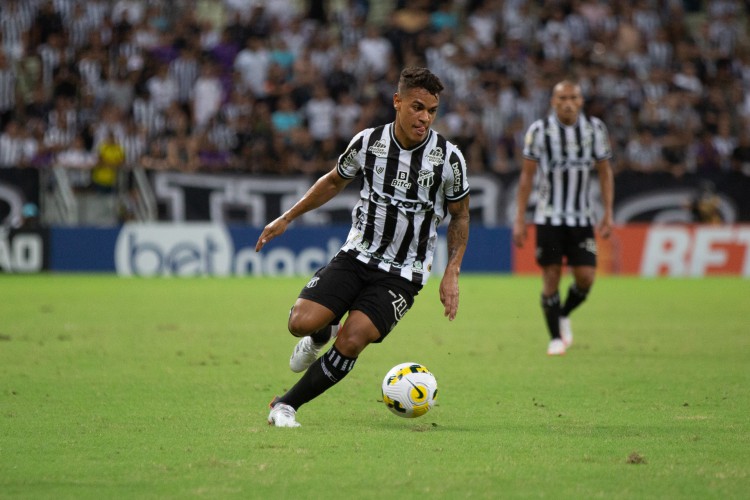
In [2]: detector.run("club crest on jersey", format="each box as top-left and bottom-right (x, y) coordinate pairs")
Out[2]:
(417, 169), (434, 187)
(368, 139), (388, 158)
(306, 276), (320, 288)
(580, 238), (597, 255)
(426, 147), (444, 167)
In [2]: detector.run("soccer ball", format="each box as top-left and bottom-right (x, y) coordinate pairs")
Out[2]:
(381, 362), (438, 418)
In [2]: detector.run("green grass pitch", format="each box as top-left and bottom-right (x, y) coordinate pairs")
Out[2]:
(1, 274), (748, 499)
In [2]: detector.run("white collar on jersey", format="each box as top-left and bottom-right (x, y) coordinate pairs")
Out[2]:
(389, 122), (433, 151)
(551, 113), (583, 128)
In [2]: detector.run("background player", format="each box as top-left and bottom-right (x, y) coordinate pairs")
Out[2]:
(513, 80), (614, 356)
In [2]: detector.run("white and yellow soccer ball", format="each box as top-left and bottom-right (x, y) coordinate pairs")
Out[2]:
(381, 362), (438, 418)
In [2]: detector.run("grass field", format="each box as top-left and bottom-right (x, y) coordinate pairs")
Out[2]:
(1, 274), (748, 499)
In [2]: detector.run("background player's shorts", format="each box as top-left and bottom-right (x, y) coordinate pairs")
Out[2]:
(298, 252), (422, 341)
(535, 224), (597, 267)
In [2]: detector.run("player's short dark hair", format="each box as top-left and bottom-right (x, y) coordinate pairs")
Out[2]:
(398, 67), (444, 97)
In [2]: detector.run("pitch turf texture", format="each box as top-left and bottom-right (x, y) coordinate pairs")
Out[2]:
(1, 274), (748, 499)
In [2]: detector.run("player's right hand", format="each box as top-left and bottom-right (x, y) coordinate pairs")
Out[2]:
(512, 221), (526, 248)
(255, 217), (290, 252)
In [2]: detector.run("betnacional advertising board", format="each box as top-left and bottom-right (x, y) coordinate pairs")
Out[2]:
(49, 223), (511, 277)
(513, 224), (750, 277)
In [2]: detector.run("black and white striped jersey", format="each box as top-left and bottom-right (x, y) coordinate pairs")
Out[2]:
(336, 123), (470, 286)
(522, 113), (611, 227)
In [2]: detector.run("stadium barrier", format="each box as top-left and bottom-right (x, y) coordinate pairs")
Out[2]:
(3, 222), (748, 277)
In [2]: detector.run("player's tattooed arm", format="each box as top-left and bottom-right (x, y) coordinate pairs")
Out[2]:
(440, 196), (470, 321)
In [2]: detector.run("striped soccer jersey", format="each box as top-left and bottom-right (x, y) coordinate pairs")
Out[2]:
(522, 113), (612, 227)
(336, 123), (470, 286)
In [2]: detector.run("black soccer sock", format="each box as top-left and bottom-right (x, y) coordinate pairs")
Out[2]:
(561, 284), (589, 317)
(277, 344), (357, 410)
(541, 291), (561, 339)
(309, 323), (336, 346)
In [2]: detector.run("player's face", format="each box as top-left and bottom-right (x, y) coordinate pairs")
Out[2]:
(551, 83), (583, 126)
(393, 87), (439, 148)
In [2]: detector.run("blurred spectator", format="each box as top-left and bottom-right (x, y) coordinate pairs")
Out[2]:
(333, 89), (361, 151)
(689, 181), (723, 224)
(146, 62), (179, 112)
(304, 83), (336, 144)
(235, 35), (271, 99)
(192, 60), (225, 130)
(0, 119), (27, 168)
(271, 93), (303, 137)
(731, 129), (750, 175)
(55, 134), (97, 189)
(624, 127), (666, 174)
(92, 130), (125, 192)
(691, 128), (723, 176)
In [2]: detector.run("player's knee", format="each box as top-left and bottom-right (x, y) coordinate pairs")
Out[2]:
(575, 275), (595, 290)
(287, 309), (316, 338)
(335, 327), (378, 358)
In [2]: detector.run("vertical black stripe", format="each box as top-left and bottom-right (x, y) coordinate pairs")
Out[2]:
(362, 127), (385, 247)
(391, 139), (429, 265)
(557, 123), (568, 222)
(373, 137), (405, 258)
(573, 121), (585, 215)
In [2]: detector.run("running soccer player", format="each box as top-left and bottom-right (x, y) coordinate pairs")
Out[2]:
(256, 67), (470, 427)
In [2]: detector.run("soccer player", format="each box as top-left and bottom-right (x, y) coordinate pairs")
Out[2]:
(512, 80), (614, 356)
(256, 67), (470, 427)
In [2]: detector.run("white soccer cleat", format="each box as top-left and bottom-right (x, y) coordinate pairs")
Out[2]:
(547, 338), (566, 356)
(559, 317), (573, 347)
(289, 325), (339, 373)
(268, 401), (301, 428)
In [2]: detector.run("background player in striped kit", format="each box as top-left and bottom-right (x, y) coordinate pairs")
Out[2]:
(513, 80), (614, 356)
(256, 67), (470, 427)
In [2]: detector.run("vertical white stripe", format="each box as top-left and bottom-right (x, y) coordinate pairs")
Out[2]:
(566, 167), (578, 227)
(579, 168), (591, 226)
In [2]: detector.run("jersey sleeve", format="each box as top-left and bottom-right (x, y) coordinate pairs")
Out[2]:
(336, 129), (368, 179)
(522, 119), (544, 161)
(444, 145), (470, 202)
(591, 117), (613, 161)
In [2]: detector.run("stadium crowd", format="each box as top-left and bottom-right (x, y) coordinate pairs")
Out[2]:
(0, 0), (749, 192)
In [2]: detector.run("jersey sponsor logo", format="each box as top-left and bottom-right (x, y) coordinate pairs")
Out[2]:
(370, 191), (434, 211)
(305, 276), (320, 288)
(391, 170), (411, 189)
(389, 289), (409, 321)
(566, 139), (580, 157)
(427, 147), (444, 167)
(342, 148), (358, 168)
(550, 159), (593, 169)
(417, 169), (435, 188)
(368, 139), (388, 158)
(451, 161), (463, 194)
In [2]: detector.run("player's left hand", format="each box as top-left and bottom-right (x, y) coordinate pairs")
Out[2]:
(439, 272), (460, 321)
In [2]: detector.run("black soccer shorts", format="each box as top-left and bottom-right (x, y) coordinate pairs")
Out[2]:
(535, 224), (597, 267)
(298, 252), (422, 341)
